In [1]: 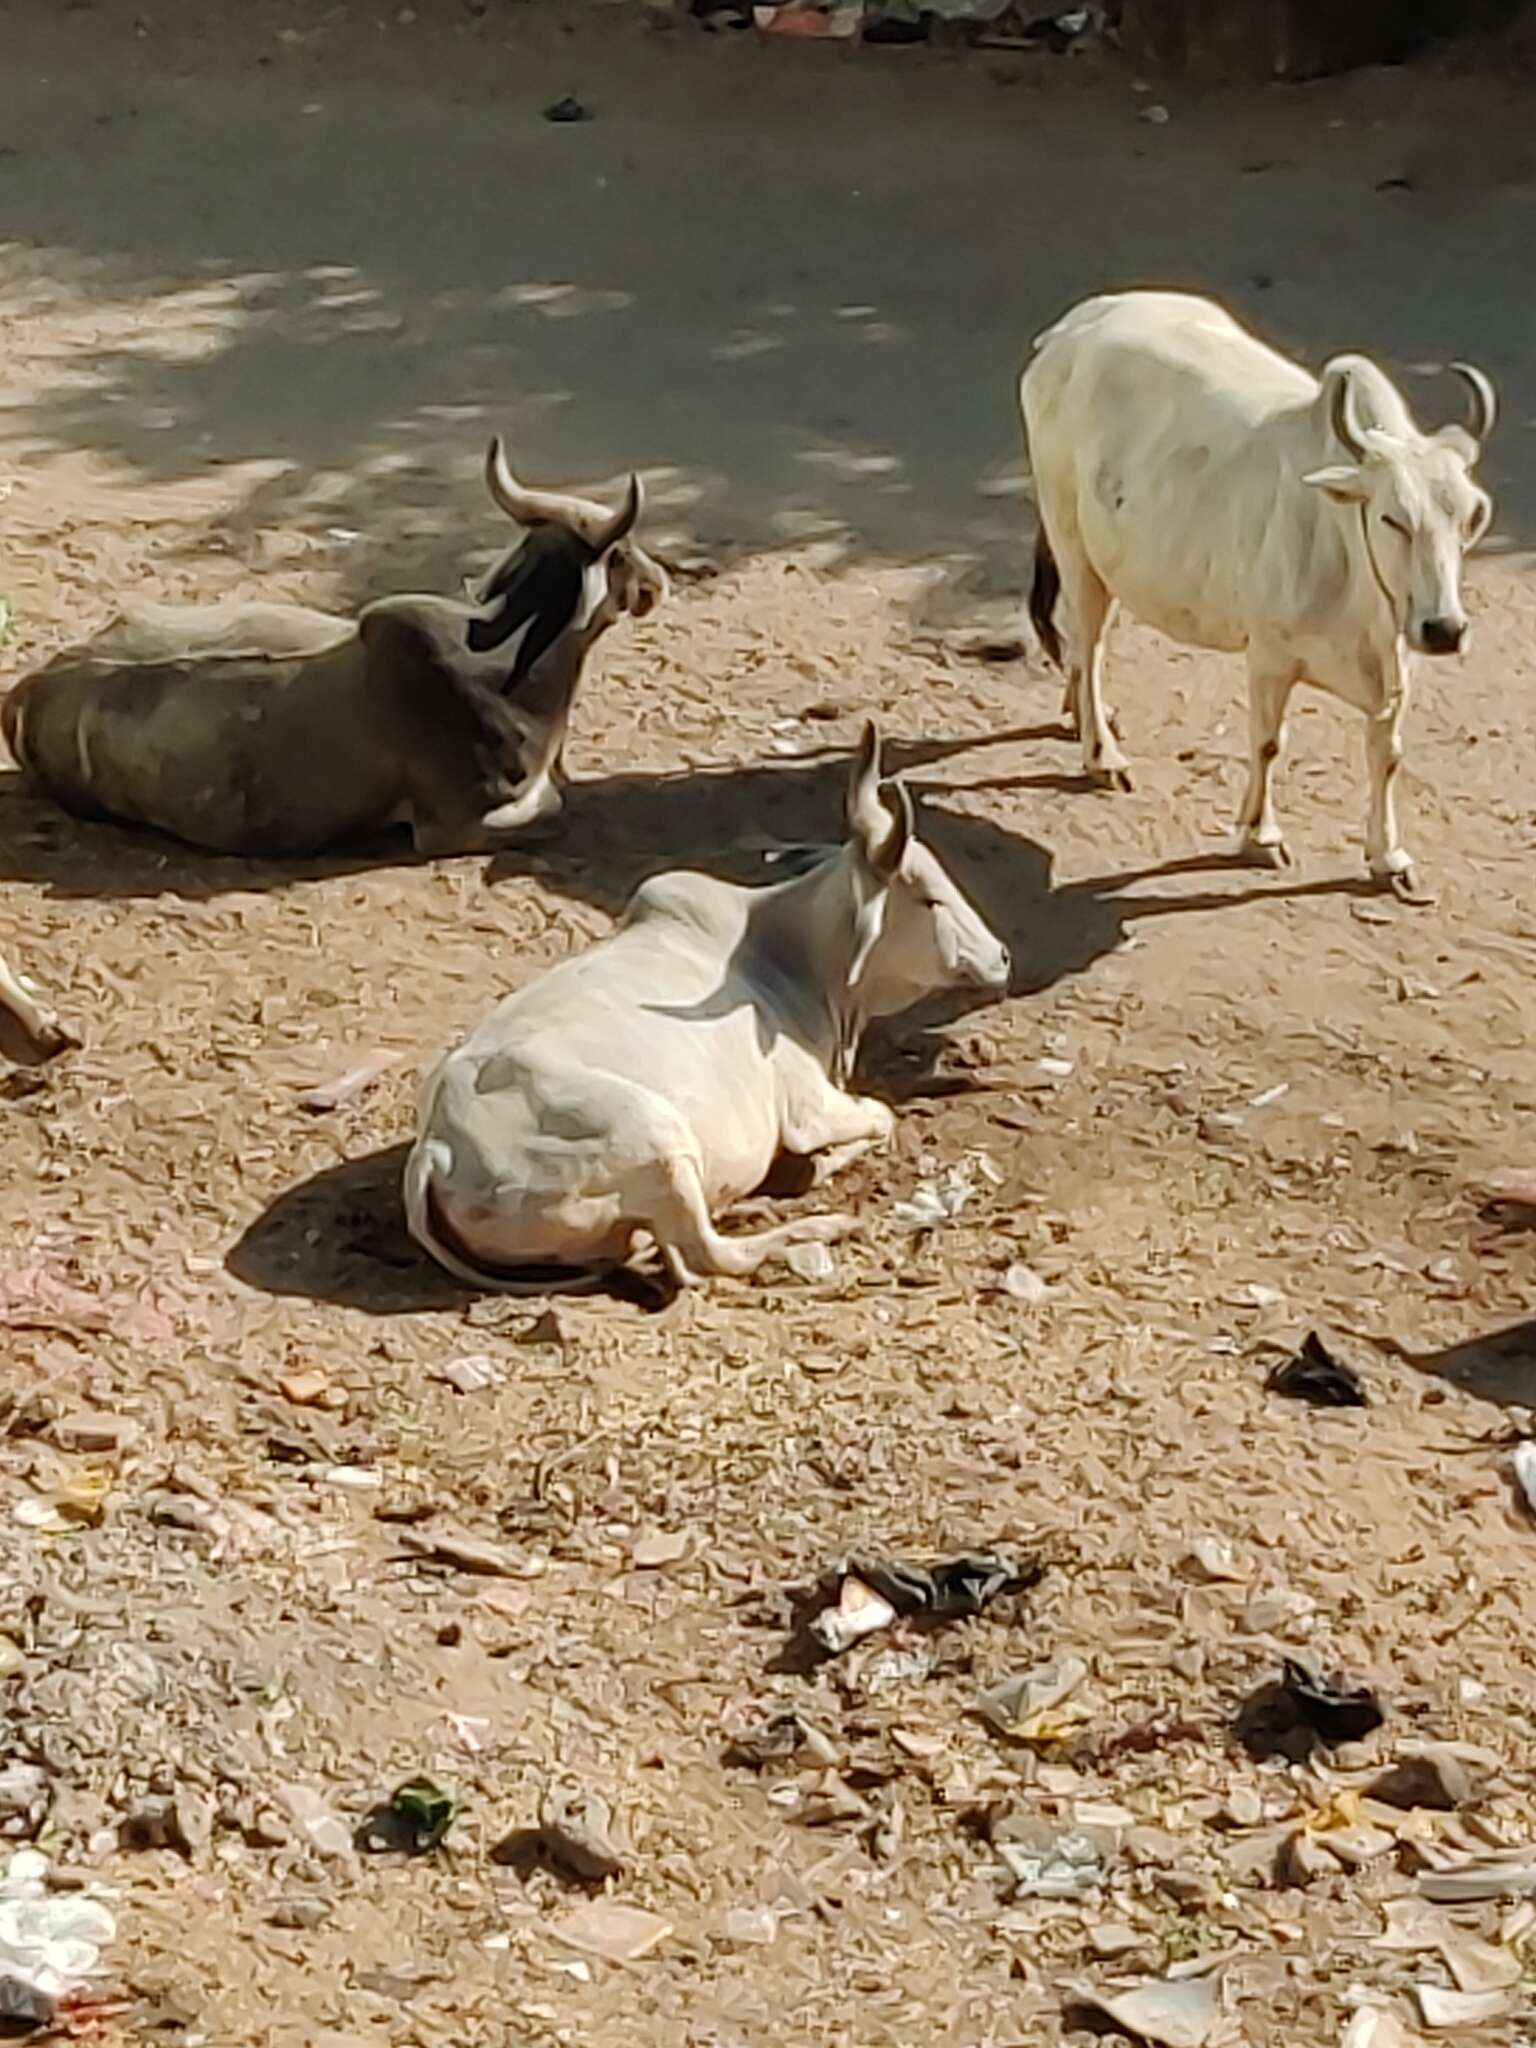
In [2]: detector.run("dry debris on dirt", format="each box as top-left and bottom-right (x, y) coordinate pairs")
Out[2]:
(0, 3), (1534, 2045)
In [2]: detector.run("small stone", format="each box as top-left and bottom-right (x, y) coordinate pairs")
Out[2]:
(1124, 1826), (1181, 1868)
(0, 1761), (50, 1837)
(1088, 1922), (1142, 1959)
(784, 1240), (836, 1284)
(1223, 1787), (1263, 1829)
(49, 1411), (137, 1455)
(246, 1809), (290, 1849)
(1370, 1750), (1473, 1813)
(278, 1370), (331, 1408)
(721, 1905), (779, 1946)
(269, 1897), (330, 1930)
(536, 1789), (626, 1883)
(1279, 1829), (1342, 1887)
(1154, 1868), (1217, 1908)
(631, 1529), (689, 1570)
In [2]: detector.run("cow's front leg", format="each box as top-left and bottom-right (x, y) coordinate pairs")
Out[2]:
(1363, 689), (1417, 896)
(778, 1072), (896, 1182)
(1235, 657), (1297, 868)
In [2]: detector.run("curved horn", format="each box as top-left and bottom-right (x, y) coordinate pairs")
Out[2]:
(1449, 361), (1497, 447)
(1329, 369), (1366, 461)
(873, 775), (916, 880)
(593, 473), (643, 555)
(482, 438), (615, 542)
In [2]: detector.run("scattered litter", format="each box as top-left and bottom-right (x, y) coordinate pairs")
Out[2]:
(891, 1153), (1000, 1232)
(321, 1464), (382, 1491)
(975, 1655), (1089, 1741)
(723, 1712), (839, 1770)
(1038, 1055), (1075, 1078)
(996, 1261), (1052, 1305)
(1236, 1659), (1384, 1762)
(631, 1528), (689, 1569)
(549, 1899), (672, 1963)
(1437, 1931), (1521, 1993)
(809, 1575), (896, 1654)
(1265, 1331), (1367, 1408)
(397, 1526), (527, 1578)
(1413, 1983), (1511, 2029)
(752, 2), (862, 37)
(1180, 1535), (1248, 1584)
(0, 1851), (115, 2024)
(13, 1467), (110, 1532)
(0, 601), (13, 649)
(784, 1240), (836, 1283)
(534, 1788), (626, 1883)
(431, 1353), (500, 1395)
(543, 94), (591, 121)
(1341, 2011), (1412, 2048)
(1139, 102), (1171, 124)
(1089, 1923), (1143, 1960)
(275, 1783), (352, 1860)
(1511, 1441), (1536, 1517)
(721, 1905), (779, 1946)
(1064, 1972), (1218, 2048)
(845, 1549), (1044, 1620)
(994, 1817), (1106, 1899)
(371, 1777), (457, 1855)
(1248, 1081), (1290, 1109)
(298, 1049), (400, 1113)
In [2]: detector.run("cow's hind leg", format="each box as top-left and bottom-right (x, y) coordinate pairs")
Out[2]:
(1235, 657), (1298, 868)
(648, 1155), (858, 1287)
(1060, 559), (1129, 790)
(0, 952), (74, 1058)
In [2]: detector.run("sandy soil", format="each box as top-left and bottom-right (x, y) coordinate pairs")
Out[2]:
(0, 4), (1534, 2044)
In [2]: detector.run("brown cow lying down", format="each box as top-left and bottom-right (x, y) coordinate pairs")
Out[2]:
(1, 442), (668, 858)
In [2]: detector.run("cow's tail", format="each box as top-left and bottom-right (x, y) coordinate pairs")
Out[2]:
(1, 682), (31, 773)
(402, 1135), (613, 1297)
(1028, 527), (1064, 671)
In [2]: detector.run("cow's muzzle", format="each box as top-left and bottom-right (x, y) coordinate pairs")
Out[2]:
(1417, 616), (1466, 657)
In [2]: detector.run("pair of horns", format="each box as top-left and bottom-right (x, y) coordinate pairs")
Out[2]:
(1331, 361), (1497, 460)
(484, 437), (643, 552)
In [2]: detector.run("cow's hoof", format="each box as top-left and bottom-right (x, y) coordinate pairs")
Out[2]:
(1239, 836), (1293, 871)
(1089, 763), (1133, 794)
(32, 1018), (79, 1059)
(1379, 864), (1432, 906)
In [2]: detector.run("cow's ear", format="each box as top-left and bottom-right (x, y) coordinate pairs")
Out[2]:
(1302, 464), (1370, 504)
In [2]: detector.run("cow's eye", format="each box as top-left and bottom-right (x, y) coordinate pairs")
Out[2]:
(1382, 514), (1410, 539)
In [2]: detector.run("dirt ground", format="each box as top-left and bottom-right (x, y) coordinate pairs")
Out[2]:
(0, 4), (1534, 2044)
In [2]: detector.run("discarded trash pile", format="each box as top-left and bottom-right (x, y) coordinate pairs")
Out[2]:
(697, 0), (1117, 50)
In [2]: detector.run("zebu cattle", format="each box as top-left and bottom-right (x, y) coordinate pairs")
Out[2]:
(403, 724), (1011, 1291)
(1, 443), (667, 859)
(1021, 290), (1495, 893)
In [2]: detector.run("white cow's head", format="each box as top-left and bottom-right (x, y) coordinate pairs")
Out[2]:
(843, 723), (1011, 1018)
(1304, 361), (1495, 658)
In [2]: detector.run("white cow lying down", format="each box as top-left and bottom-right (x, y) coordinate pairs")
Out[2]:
(1021, 290), (1496, 894)
(404, 724), (1011, 1290)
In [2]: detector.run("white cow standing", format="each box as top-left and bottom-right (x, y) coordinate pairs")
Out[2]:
(1020, 290), (1496, 894)
(404, 724), (1010, 1290)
